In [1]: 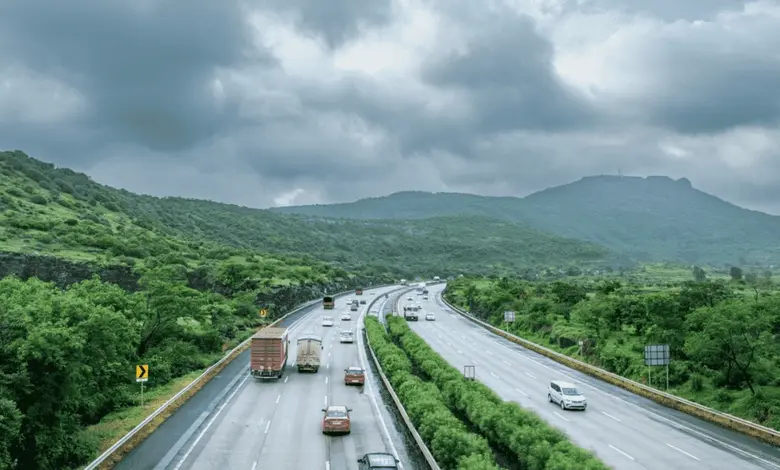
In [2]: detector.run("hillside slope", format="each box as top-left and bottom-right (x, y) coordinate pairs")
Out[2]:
(0, 151), (611, 276)
(271, 177), (780, 265)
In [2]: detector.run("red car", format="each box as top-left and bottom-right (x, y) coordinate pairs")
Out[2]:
(322, 405), (352, 434)
(344, 366), (365, 385)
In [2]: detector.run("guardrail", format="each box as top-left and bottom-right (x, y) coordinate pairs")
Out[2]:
(85, 284), (395, 470)
(364, 289), (441, 470)
(438, 286), (780, 447)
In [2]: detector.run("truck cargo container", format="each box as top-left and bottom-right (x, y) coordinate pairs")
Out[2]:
(296, 334), (323, 372)
(250, 327), (290, 379)
(323, 296), (335, 309)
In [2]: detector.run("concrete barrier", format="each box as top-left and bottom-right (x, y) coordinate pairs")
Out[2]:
(439, 286), (780, 447)
(363, 289), (441, 470)
(84, 284), (395, 470)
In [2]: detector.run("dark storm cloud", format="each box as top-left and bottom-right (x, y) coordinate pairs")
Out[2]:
(263, 0), (394, 49)
(421, 14), (596, 137)
(0, 0), (264, 159)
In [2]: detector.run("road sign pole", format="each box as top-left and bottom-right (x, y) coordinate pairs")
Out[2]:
(141, 382), (144, 407)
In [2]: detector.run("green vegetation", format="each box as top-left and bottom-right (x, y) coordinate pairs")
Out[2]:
(0, 150), (611, 277)
(365, 317), (499, 470)
(372, 314), (608, 469)
(271, 176), (780, 266)
(444, 276), (780, 431)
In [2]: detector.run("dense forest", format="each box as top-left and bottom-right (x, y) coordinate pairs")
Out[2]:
(272, 177), (780, 266)
(0, 151), (610, 276)
(444, 275), (780, 431)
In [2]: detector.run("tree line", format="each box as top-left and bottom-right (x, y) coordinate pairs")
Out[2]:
(444, 276), (780, 431)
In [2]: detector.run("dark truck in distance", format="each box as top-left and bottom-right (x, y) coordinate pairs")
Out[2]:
(355, 287), (363, 295)
(323, 295), (335, 310)
(250, 327), (290, 379)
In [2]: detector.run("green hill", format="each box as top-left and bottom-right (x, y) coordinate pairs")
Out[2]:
(0, 151), (610, 276)
(270, 176), (780, 265)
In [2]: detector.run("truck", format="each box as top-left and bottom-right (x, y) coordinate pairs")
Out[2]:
(323, 296), (335, 310)
(400, 279), (408, 286)
(296, 334), (323, 372)
(433, 276), (440, 281)
(403, 306), (418, 321)
(250, 327), (290, 379)
(355, 287), (363, 295)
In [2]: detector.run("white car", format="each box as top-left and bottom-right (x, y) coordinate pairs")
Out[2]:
(339, 330), (355, 343)
(548, 380), (587, 410)
(341, 313), (351, 321)
(322, 316), (334, 327)
(425, 312), (435, 321)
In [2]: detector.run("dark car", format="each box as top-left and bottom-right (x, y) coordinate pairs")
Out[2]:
(357, 452), (399, 469)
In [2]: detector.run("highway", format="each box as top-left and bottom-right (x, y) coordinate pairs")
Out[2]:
(400, 284), (780, 470)
(119, 286), (412, 470)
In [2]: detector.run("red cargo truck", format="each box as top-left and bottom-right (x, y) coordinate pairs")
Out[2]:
(250, 327), (290, 379)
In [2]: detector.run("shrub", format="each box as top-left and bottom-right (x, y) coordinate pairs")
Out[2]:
(364, 316), (499, 470)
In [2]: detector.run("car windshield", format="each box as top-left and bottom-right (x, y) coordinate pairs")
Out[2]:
(341, 331), (353, 336)
(367, 454), (398, 467)
(326, 409), (347, 418)
(347, 367), (364, 374)
(562, 387), (580, 396)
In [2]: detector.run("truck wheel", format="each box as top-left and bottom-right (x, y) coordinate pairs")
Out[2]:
(314, 367), (319, 373)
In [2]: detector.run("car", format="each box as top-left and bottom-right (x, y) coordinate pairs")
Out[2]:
(360, 299), (366, 304)
(322, 316), (334, 327)
(425, 312), (436, 321)
(346, 298), (351, 303)
(340, 329), (355, 343)
(370, 292), (376, 295)
(344, 366), (365, 385)
(322, 405), (352, 434)
(407, 296), (413, 301)
(341, 313), (352, 321)
(423, 295), (429, 300)
(548, 380), (587, 410)
(357, 452), (400, 469)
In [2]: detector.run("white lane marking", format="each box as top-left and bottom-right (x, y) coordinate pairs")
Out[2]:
(460, 335), (466, 339)
(472, 359), (479, 365)
(327, 363), (330, 369)
(515, 388), (528, 397)
(503, 360), (512, 366)
(457, 349), (463, 354)
(485, 351), (493, 356)
(490, 372), (500, 379)
(275, 394), (281, 404)
(284, 376), (289, 383)
(553, 411), (570, 422)
(325, 377), (329, 384)
(324, 395), (328, 406)
(252, 461), (257, 470)
(325, 461), (330, 470)
(665, 443), (700, 461)
(542, 364), (553, 371)
(172, 374), (249, 470)
(328, 352), (332, 357)
(264, 421), (271, 434)
(524, 372), (536, 379)
(609, 444), (635, 461)
(601, 411), (621, 422)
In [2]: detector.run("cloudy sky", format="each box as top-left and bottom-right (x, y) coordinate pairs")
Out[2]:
(1, 0), (779, 213)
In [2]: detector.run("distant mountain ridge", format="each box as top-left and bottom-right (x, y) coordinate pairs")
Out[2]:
(270, 175), (780, 265)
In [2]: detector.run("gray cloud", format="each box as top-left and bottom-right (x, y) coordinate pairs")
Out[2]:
(1, 0), (780, 214)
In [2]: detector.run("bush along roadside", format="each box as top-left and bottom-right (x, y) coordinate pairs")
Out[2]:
(364, 316), (500, 470)
(385, 316), (609, 470)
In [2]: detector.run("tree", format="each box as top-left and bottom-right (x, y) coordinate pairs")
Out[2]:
(729, 266), (743, 281)
(692, 266), (706, 282)
(684, 300), (773, 394)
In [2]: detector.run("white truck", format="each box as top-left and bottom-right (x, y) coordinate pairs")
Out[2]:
(296, 334), (323, 373)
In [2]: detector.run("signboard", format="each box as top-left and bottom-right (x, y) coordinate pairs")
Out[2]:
(136, 364), (149, 382)
(259, 309), (268, 318)
(503, 311), (516, 322)
(644, 344), (670, 366)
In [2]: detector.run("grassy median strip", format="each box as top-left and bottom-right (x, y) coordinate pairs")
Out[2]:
(385, 316), (609, 470)
(365, 316), (501, 470)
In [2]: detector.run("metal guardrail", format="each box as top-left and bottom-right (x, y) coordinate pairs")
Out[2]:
(438, 286), (780, 447)
(364, 289), (441, 470)
(84, 284), (395, 470)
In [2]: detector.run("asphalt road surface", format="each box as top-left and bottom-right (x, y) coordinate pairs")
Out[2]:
(400, 284), (780, 470)
(153, 285), (410, 470)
